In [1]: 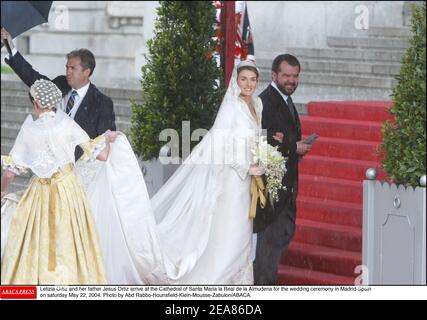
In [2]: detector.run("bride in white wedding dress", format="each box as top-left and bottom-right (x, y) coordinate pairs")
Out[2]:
(1, 61), (264, 285)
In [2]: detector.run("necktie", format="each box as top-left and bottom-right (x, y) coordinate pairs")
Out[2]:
(286, 96), (296, 121)
(66, 90), (78, 115)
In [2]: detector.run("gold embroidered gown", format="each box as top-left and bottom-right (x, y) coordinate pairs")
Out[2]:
(1, 110), (107, 285)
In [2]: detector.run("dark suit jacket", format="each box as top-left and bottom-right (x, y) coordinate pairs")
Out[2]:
(5, 52), (116, 159)
(254, 84), (301, 232)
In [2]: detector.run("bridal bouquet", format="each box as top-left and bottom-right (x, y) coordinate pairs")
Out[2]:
(252, 136), (288, 206)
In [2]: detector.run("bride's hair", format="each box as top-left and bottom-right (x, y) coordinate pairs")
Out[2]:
(237, 65), (259, 80)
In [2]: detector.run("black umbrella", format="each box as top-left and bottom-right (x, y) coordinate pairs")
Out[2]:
(1, 1), (53, 53)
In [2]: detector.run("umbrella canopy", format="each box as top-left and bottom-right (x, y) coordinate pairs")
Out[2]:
(1, 1), (53, 39)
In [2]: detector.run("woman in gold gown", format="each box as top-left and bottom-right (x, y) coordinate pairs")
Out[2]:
(1, 79), (118, 285)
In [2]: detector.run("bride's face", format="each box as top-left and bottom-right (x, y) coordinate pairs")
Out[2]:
(237, 69), (257, 98)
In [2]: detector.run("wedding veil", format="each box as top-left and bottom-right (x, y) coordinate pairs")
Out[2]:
(151, 63), (256, 282)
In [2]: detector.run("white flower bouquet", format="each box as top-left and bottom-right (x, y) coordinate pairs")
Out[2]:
(252, 136), (288, 205)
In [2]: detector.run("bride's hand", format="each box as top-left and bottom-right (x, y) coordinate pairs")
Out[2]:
(249, 164), (265, 176)
(105, 130), (120, 143)
(273, 132), (284, 143)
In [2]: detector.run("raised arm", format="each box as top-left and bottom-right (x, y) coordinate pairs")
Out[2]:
(1, 28), (51, 88)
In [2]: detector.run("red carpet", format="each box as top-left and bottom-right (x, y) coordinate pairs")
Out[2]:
(278, 101), (392, 285)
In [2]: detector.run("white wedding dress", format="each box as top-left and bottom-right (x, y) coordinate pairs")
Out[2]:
(2, 69), (263, 285)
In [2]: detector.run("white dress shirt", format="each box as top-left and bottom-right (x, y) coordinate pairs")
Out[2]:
(62, 82), (90, 119)
(7, 47), (90, 119)
(271, 81), (290, 104)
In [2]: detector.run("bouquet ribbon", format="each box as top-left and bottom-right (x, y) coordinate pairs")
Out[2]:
(250, 175), (267, 219)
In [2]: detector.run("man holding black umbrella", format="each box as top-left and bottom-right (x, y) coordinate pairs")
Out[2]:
(1, 28), (116, 160)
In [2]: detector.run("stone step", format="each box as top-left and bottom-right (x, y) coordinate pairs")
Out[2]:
(258, 60), (401, 79)
(113, 104), (133, 117)
(1, 78), (141, 102)
(258, 58), (400, 77)
(1, 96), (33, 111)
(1, 102), (136, 123)
(368, 26), (411, 38)
(115, 120), (132, 134)
(298, 59), (400, 76)
(4, 54), (139, 89)
(30, 33), (143, 59)
(282, 74), (393, 92)
(1, 99), (134, 119)
(327, 36), (410, 50)
(257, 48), (406, 64)
(1, 141), (14, 155)
(0, 110), (29, 124)
(246, 81), (392, 104)
(1, 112), (132, 132)
(1, 124), (21, 139)
(259, 70), (396, 89)
(0, 75), (29, 91)
(98, 87), (141, 101)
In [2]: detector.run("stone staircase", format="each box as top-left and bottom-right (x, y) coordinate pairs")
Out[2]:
(1, 74), (141, 192)
(256, 26), (410, 104)
(278, 101), (392, 285)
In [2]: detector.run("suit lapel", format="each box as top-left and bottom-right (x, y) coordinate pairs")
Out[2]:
(269, 85), (294, 125)
(268, 85), (301, 138)
(74, 84), (93, 124)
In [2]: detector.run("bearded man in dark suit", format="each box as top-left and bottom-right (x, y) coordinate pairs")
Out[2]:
(254, 54), (312, 285)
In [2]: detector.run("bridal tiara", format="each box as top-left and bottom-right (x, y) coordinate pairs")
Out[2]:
(237, 59), (257, 69)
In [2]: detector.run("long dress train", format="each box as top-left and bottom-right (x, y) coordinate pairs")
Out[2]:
(2, 68), (262, 285)
(77, 68), (262, 284)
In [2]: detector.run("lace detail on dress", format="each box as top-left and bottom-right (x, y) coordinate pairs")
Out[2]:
(1, 155), (29, 175)
(74, 159), (103, 190)
(80, 135), (106, 162)
(229, 257), (254, 285)
(31, 149), (57, 174)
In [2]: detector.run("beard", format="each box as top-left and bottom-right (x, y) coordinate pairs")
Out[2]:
(276, 81), (298, 96)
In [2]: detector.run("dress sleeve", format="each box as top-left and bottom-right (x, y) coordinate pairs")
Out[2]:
(1, 155), (29, 175)
(79, 135), (107, 162)
(230, 161), (250, 180)
(67, 117), (107, 162)
(5, 115), (32, 175)
(229, 134), (251, 180)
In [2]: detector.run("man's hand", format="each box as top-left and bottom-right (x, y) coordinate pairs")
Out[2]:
(273, 132), (284, 143)
(0, 28), (15, 50)
(296, 141), (312, 156)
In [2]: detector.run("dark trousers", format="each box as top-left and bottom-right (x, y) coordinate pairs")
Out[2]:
(253, 186), (297, 285)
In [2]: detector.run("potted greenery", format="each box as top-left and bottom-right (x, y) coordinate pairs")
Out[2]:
(363, 3), (426, 285)
(130, 1), (223, 196)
